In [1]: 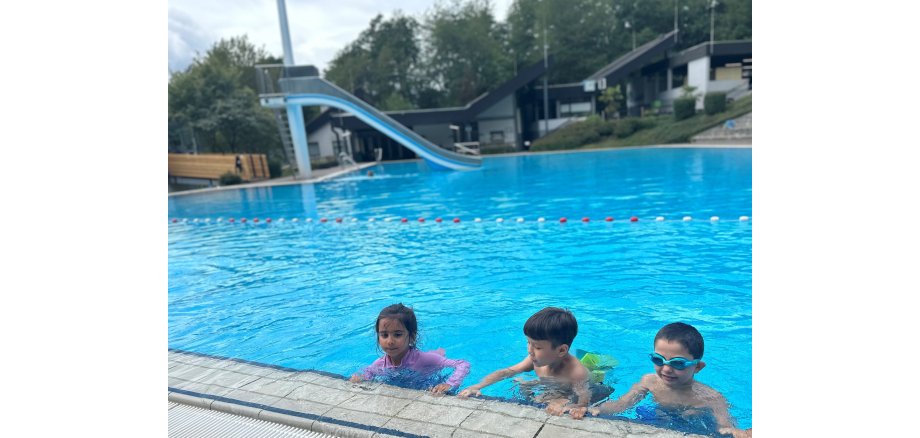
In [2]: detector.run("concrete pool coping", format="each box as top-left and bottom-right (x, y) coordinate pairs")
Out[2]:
(169, 349), (706, 438)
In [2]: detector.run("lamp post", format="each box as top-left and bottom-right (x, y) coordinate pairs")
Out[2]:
(710, 0), (717, 52)
(276, 0), (294, 66)
(542, 15), (549, 137)
(625, 21), (635, 50)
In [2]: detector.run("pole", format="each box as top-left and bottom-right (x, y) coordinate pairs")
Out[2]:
(542, 20), (549, 137)
(277, 0), (295, 65)
(674, 0), (678, 41)
(710, 1), (716, 53)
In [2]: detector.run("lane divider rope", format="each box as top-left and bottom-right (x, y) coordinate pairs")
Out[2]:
(170, 215), (751, 224)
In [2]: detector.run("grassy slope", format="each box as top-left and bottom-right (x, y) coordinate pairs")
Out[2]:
(585, 94), (752, 149)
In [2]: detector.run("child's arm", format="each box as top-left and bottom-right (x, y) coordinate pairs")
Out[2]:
(418, 352), (472, 394)
(350, 357), (386, 383)
(707, 392), (752, 438)
(457, 356), (533, 398)
(438, 357), (471, 392)
(584, 374), (653, 417)
(563, 375), (593, 418)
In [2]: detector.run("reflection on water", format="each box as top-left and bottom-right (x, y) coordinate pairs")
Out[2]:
(511, 377), (614, 406)
(363, 367), (453, 393)
(600, 396), (729, 438)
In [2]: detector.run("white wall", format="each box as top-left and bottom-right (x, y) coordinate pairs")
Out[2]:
(478, 119), (516, 145)
(309, 121), (338, 158)
(687, 56), (711, 109)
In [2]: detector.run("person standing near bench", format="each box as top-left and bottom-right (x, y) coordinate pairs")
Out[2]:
(235, 155), (243, 174)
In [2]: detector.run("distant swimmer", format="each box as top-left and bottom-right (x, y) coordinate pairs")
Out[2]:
(367, 170), (375, 177)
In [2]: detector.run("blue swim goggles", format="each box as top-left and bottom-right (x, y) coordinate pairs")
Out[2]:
(649, 353), (700, 370)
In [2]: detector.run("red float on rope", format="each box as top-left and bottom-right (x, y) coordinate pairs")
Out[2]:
(229, 218), (236, 223)
(453, 218), (460, 223)
(171, 219), (178, 223)
(418, 218), (425, 223)
(253, 218), (260, 223)
(560, 217), (568, 223)
(582, 217), (590, 222)
(335, 218), (343, 223)
(241, 218), (248, 223)
(630, 216), (638, 222)
(320, 218), (328, 223)
(401, 218), (408, 223)
(266, 218), (272, 223)
(605, 217), (613, 222)
(435, 218), (442, 223)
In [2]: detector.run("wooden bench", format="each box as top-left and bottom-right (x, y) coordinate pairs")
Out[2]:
(168, 153), (270, 183)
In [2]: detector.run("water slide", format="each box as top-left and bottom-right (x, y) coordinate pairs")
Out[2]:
(263, 76), (481, 171)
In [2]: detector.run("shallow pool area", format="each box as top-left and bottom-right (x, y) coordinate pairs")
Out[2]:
(169, 147), (752, 431)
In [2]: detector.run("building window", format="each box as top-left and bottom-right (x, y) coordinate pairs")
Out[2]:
(308, 142), (320, 157)
(559, 101), (592, 117)
(489, 131), (505, 144)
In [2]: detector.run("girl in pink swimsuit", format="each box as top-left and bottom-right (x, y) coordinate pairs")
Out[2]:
(349, 303), (470, 394)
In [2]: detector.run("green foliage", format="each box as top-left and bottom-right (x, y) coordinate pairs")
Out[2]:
(531, 115), (606, 151)
(614, 118), (639, 138)
(589, 94), (752, 148)
(704, 92), (727, 115)
(324, 13), (421, 110)
(168, 36), (283, 159)
(424, 0), (509, 106)
(318, 0), (750, 111)
(598, 85), (624, 120)
(673, 98), (696, 121)
(219, 172), (243, 186)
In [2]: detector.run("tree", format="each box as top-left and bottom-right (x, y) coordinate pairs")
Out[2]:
(598, 85), (624, 119)
(325, 13), (422, 110)
(422, 0), (509, 106)
(168, 36), (284, 158)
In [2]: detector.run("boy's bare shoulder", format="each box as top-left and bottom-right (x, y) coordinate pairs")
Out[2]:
(570, 356), (589, 379)
(638, 373), (658, 386)
(692, 381), (727, 400)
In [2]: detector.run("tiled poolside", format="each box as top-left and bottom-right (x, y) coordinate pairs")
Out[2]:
(168, 349), (706, 438)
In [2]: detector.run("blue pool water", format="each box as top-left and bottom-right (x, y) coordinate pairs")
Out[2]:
(168, 147), (751, 430)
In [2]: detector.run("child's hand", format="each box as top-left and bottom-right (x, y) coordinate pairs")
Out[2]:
(457, 387), (481, 398)
(349, 373), (363, 383)
(719, 427), (752, 438)
(545, 400), (568, 416)
(568, 406), (588, 420)
(589, 407), (600, 416)
(429, 383), (452, 395)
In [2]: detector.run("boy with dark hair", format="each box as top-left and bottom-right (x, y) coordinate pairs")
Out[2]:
(458, 307), (591, 415)
(569, 322), (752, 437)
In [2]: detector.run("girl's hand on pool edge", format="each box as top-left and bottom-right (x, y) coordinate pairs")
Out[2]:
(349, 373), (363, 383)
(430, 383), (452, 394)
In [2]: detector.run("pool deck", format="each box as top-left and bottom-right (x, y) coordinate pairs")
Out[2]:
(168, 349), (705, 438)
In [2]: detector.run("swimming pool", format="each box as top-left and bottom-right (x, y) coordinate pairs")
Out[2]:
(168, 147), (751, 430)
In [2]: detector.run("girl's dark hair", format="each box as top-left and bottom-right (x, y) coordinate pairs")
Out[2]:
(376, 303), (418, 346)
(654, 322), (704, 359)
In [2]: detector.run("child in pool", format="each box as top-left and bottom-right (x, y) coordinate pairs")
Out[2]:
(458, 307), (592, 415)
(349, 303), (471, 394)
(569, 322), (752, 438)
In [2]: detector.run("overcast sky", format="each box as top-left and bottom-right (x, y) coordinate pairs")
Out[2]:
(169, 0), (514, 77)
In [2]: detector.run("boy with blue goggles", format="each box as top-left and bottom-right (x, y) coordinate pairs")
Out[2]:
(566, 322), (752, 438)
